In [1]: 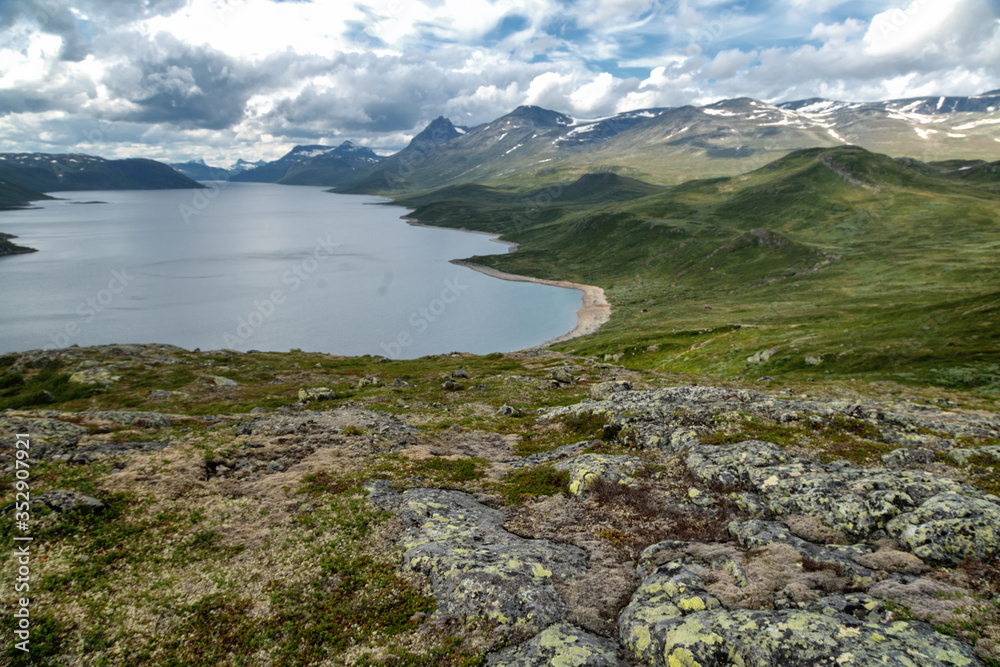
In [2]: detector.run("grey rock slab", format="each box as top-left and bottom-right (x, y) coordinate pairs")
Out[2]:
(618, 558), (984, 667)
(485, 623), (626, 667)
(367, 482), (588, 634)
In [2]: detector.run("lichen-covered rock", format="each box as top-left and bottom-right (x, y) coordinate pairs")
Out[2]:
(589, 381), (631, 401)
(947, 445), (1000, 467)
(544, 386), (1000, 456)
(367, 482), (588, 634)
(85, 410), (173, 429)
(686, 440), (994, 547)
(553, 454), (647, 497)
(212, 375), (238, 387)
(886, 492), (1000, 564)
(882, 447), (938, 468)
(0, 415), (86, 459)
(298, 387), (336, 402)
(728, 519), (876, 587)
(552, 369), (575, 385)
(69, 366), (121, 385)
(485, 622), (626, 667)
(508, 441), (592, 470)
(618, 558), (985, 666)
(357, 375), (380, 388)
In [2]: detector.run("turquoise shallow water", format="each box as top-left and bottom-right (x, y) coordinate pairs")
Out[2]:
(0, 183), (581, 358)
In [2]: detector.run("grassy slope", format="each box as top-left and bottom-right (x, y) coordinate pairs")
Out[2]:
(402, 147), (1000, 392)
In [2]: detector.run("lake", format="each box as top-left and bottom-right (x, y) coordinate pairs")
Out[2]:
(0, 183), (581, 358)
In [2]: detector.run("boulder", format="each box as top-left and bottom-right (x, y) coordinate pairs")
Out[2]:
(886, 492), (1000, 564)
(551, 369), (575, 385)
(589, 381), (632, 401)
(553, 454), (647, 497)
(298, 387), (336, 402)
(35, 490), (105, 514)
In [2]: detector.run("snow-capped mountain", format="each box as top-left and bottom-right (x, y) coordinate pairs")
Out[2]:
(348, 91), (1000, 193)
(230, 141), (383, 186)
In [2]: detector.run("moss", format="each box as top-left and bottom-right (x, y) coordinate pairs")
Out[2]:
(493, 465), (571, 505)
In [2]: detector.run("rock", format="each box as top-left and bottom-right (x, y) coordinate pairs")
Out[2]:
(485, 622), (626, 667)
(266, 461), (286, 474)
(366, 482), (587, 634)
(148, 389), (189, 402)
(747, 346), (780, 364)
(882, 448), (937, 467)
(618, 558), (985, 667)
(69, 366), (121, 384)
(298, 387), (336, 402)
(441, 381), (464, 391)
(212, 375), (238, 387)
(551, 369), (575, 385)
(553, 454), (647, 497)
(728, 519), (876, 586)
(544, 386), (1000, 458)
(86, 411), (173, 429)
(357, 375), (380, 388)
(947, 445), (1000, 467)
(452, 369), (469, 379)
(497, 404), (523, 417)
(589, 381), (632, 401)
(393, 378), (411, 388)
(0, 415), (86, 459)
(686, 440), (993, 544)
(508, 441), (592, 470)
(35, 490), (105, 514)
(886, 492), (1000, 564)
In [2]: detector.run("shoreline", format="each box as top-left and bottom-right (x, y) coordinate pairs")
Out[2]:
(398, 212), (610, 347)
(451, 260), (610, 347)
(402, 216), (519, 252)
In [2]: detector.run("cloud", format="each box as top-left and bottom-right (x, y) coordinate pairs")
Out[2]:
(1, 0), (998, 163)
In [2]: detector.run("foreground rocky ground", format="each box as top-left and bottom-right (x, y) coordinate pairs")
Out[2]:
(1, 344), (999, 666)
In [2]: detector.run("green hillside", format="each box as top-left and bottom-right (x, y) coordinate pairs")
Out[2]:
(402, 146), (1000, 392)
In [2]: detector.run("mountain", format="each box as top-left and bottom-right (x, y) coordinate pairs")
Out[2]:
(346, 92), (1000, 194)
(0, 178), (52, 211)
(230, 158), (267, 173)
(0, 153), (205, 192)
(169, 159), (234, 181)
(348, 117), (468, 191)
(404, 145), (1000, 389)
(230, 141), (383, 186)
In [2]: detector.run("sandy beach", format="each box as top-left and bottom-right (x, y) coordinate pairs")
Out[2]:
(451, 260), (611, 347)
(400, 213), (610, 346)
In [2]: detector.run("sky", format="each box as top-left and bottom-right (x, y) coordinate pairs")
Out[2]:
(1, 0), (998, 164)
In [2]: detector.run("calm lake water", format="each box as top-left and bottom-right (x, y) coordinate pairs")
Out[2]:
(0, 183), (580, 358)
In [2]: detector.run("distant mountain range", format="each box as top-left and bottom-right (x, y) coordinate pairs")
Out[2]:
(169, 158), (268, 181)
(0, 153), (204, 194)
(191, 90), (999, 194)
(0, 153), (205, 229)
(229, 141), (383, 186)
